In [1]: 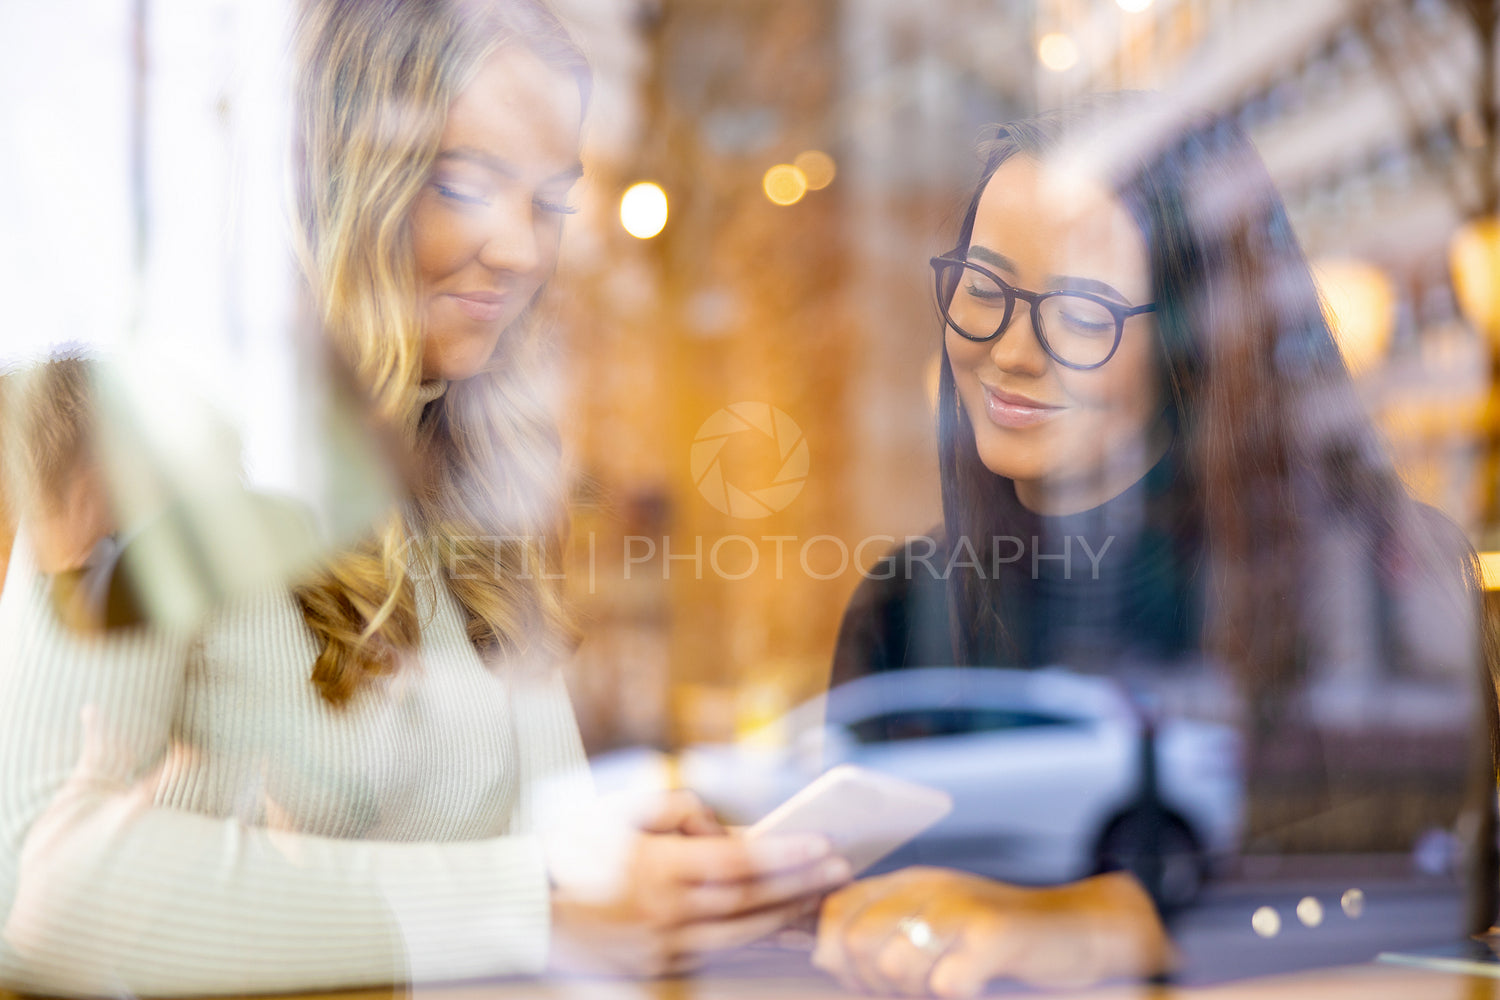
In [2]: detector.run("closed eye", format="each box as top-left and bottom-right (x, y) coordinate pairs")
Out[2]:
(433, 182), (488, 207)
(534, 197), (579, 216)
(1060, 312), (1112, 333)
(962, 280), (1006, 302)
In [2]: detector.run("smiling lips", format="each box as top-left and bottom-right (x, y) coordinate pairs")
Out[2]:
(447, 291), (508, 323)
(981, 385), (1064, 428)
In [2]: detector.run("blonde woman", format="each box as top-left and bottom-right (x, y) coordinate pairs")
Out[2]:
(0, 2), (847, 995)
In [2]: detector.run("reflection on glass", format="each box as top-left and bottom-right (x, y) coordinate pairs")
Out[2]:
(598, 94), (1493, 994)
(3, 0), (1498, 996)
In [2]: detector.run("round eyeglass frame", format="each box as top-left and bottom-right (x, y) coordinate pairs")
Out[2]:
(930, 254), (1157, 371)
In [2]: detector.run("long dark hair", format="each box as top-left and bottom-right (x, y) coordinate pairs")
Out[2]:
(938, 97), (1430, 712)
(938, 98), (1497, 923)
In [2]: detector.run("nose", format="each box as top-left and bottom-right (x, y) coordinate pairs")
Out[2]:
(987, 298), (1050, 375)
(476, 195), (541, 276)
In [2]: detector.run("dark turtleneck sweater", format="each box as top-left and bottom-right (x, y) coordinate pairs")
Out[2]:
(831, 450), (1201, 687)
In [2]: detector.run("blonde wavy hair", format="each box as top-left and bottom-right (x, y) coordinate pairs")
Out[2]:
(292, 0), (588, 705)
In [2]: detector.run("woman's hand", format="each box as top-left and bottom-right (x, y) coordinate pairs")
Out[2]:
(812, 867), (1172, 997)
(548, 828), (852, 977)
(637, 788), (726, 837)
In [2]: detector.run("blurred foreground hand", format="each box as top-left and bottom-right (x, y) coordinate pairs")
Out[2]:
(545, 789), (851, 977)
(813, 867), (1171, 997)
(0, 352), (397, 633)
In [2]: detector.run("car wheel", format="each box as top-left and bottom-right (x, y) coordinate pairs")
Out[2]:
(1094, 809), (1206, 911)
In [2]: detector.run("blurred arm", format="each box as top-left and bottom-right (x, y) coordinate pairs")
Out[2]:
(0, 531), (558, 997)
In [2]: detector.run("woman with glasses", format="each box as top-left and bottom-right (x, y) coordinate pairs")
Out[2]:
(0, 1), (846, 994)
(815, 100), (1492, 996)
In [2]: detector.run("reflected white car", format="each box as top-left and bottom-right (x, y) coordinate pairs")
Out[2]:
(590, 667), (1244, 907)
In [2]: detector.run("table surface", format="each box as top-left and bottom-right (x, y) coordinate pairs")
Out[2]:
(138, 962), (1497, 1000)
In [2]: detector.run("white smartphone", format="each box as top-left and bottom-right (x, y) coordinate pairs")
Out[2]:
(746, 764), (953, 874)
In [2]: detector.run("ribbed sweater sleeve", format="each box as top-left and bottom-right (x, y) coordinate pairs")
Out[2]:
(0, 534), (560, 997)
(507, 665), (595, 834)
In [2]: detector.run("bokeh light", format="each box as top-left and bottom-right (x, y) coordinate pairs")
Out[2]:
(1037, 33), (1079, 72)
(1313, 258), (1395, 374)
(793, 150), (836, 191)
(1341, 888), (1366, 919)
(1451, 217), (1500, 338)
(1295, 897), (1324, 928)
(620, 181), (669, 239)
(1250, 906), (1281, 938)
(763, 164), (808, 206)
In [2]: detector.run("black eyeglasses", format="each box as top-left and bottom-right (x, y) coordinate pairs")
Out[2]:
(930, 254), (1157, 371)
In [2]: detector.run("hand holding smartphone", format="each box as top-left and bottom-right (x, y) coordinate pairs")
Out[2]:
(746, 765), (953, 875)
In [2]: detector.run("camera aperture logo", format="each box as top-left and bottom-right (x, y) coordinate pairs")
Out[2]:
(691, 402), (809, 518)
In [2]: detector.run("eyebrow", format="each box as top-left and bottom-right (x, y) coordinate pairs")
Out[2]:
(967, 244), (1131, 305)
(436, 146), (584, 185)
(966, 245), (1018, 274)
(1052, 275), (1130, 304)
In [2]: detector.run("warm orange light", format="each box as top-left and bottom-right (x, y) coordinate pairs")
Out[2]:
(1312, 258), (1395, 374)
(1451, 217), (1500, 338)
(620, 182), (668, 239)
(793, 150), (836, 191)
(924, 351), (942, 415)
(762, 164), (808, 206)
(1480, 552), (1500, 590)
(1038, 33), (1079, 72)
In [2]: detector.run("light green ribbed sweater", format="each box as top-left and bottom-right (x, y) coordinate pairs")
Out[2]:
(0, 515), (589, 997)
